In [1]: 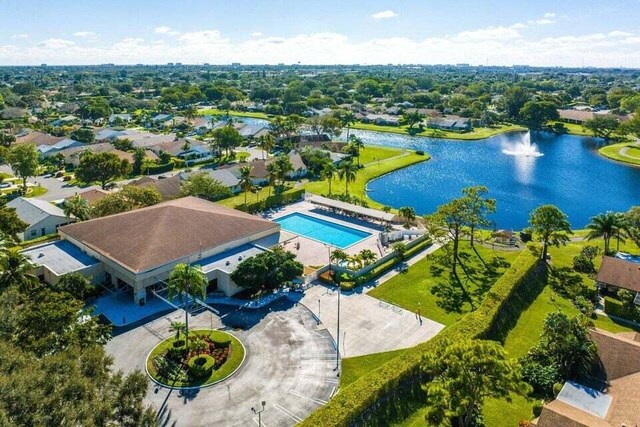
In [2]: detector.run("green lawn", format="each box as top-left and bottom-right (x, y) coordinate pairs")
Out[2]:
(548, 121), (594, 137)
(352, 122), (527, 140)
(368, 241), (521, 326)
(340, 348), (406, 388)
(304, 150), (428, 210)
(357, 145), (404, 165)
(197, 108), (270, 120)
(216, 183), (297, 208)
(599, 142), (640, 167)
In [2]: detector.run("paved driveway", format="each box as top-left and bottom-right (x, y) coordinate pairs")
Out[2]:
(106, 300), (337, 427)
(294, 285), (444, 358)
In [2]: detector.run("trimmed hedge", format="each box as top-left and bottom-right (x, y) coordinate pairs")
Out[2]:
(188, 354), (215, 378)
(604, 296), (638, 321)
(142, 162), (174, 175)
(299, 245), (542, 427)
(236, 188), (305, 213)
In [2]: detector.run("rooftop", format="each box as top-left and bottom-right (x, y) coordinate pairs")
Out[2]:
(196, 244), (266, 274)
(22, 240), (99, 275)
(7, 197), (68, 225)
(596, 256), (640, 293)
(59, 196), (280, 273)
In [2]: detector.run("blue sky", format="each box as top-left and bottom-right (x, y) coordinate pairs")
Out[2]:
(1, 0), (640, 66)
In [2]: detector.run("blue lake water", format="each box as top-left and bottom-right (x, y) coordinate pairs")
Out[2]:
(275, 212), (371, 248)
(357, 130), (640, 230)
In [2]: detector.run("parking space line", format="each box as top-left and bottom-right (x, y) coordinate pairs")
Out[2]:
(288, 389), (328, 405)
(273, 403), (303, 423)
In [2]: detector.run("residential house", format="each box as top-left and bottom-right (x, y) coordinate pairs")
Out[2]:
(179, 168), (240, 193)
(150, 113), (172, 125)
(24, 197), (282, 303)
(150, 138), (212, 161)
(534, 328), (640, 427)
(51, 115), (79, 126)
(128, 175), (182, 200)
(596, 256), (640, 303)
(15, 130), (65, 147)
(361, 114), (400, 126)
(427, 115), (472, 132)
(94, 128), (126, 142)
(64, 189), (111, 205)
(39, 138), (85, 157)
(8, 197), (75, 241)
(557, 109), (630, 125)
(108, 113), (132, 125)
(57, 142), (134, 166)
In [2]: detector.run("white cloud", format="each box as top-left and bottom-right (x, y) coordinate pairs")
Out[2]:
(370, 10), (398, 20)
(250, 32), (263, 37)
(529, 12), (556, 25)
(36, 38), (75, 49)
(5, 25), (640, 68)
(154, 26), (180, 36)
(73, 31), (99, 40)
(11, 33), (29, 39)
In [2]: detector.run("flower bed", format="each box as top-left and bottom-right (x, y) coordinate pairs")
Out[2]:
(146, 329), (245, 388)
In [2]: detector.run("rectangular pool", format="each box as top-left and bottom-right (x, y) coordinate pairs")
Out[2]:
(275, 213), (371, 249)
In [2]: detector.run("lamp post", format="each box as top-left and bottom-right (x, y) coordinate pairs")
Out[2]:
(251, 401), (266, 427)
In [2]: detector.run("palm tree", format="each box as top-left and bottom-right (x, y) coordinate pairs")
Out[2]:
(257, 134), (275, 160)
(358, 249), (377, 266)
(337, 161), (357, 195)
(349, 135), (365, 167)
(330, 249), (349, 265)
(339, 111), (356, 142)
(398, 206), (417, 229)
(166, 263), (207, 352)
(184, 105), (198, 125)
(266, 162), (278, 198)
(321, 163), (337, 195)
(586, 211), (626, 254)
(169, 321), (186, 340)
(63, 195), (91, 221)
(274, 155), (293, 186)
(238, 165), (253, 205)
(0, 251), (39, 292)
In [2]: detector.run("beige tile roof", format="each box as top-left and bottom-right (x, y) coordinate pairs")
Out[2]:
(128, 175), (182, 200)
(596, 256), (640, 293)
(64, 188), (111, 205)
(59, 196), (279, 273)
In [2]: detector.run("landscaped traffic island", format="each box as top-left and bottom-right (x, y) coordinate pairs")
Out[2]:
(146, 329), (245, 388)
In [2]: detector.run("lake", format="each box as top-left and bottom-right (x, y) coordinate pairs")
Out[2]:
(357, 129), (640, 230)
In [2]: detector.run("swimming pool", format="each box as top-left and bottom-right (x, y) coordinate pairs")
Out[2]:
(275, 213), (371, 249)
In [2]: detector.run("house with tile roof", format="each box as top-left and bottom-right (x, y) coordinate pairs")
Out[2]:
(8, 197), (75, 241)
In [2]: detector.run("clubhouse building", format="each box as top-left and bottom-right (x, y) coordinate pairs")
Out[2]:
(22, 197), (281, 304)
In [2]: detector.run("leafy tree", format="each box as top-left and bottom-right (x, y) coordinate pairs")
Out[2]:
(212, 124), (243, 157)
(427, 197), (468, 274)
(180, 172), (232, 202)
(337, 160), (357, 195)
(0, 132), (16, 148)
(0, 251), (38, 292)
(238, 165), (253, 205)
(70, 127), (94, 144)
(401, 110), (424, 131)
(398, 206), (417, 228)
(112, 137), (133, 151)
(75, 151), (132, 189)
(586, 211), (627, 254)
(421, 339), (527, 427)
(584, 116), (620, 140)
(169, 321), (186, 340)
(63, 194), (90, 221)
(91, 186), (161, 217)
(519, 100), (559, 129)
(230, 246), (303, 294)
(167, 264), (207, 351)
(462, 186), (496, 246)
(8, 143), (39, 191)
(529, 205), (572, 261)
(572, 245), (600, 274)
(0, 199), (28, 241)
(501, 86), (530, 119)
(132, 147), (145, 175)
(520, 312), (597, 396)
(624, 206), (640, 249)
(50, 272), (96, 301)
(79, 97), (112, 120)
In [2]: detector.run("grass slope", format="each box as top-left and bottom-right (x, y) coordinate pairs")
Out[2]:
(599, 142), (640, 167)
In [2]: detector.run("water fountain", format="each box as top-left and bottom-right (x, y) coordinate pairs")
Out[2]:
(501, 132), (544, 157)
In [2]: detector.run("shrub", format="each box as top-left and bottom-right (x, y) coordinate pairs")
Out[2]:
(236, 188), (305, 213)
(173, 340), (185, 348)
(212, 339), (231, 348)
(188, 354), (215, 378)
(532, 400), (544, 417)
(604, 296), (639, 321)
(553, 382), (564, 397)
(415, 150), (425, 156)
(142, 162), (174, 175)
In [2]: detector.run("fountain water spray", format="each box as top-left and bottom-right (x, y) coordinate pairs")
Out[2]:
(502, 132), (543, 157)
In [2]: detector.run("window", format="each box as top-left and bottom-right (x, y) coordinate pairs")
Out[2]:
(30, 230), (37, 236)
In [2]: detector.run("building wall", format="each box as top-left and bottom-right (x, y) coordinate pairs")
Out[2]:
(21, 216), (73, 241)
(61, 227), (280, 304)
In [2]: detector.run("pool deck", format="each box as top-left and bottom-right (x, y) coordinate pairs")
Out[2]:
(264, 201), (394, 267)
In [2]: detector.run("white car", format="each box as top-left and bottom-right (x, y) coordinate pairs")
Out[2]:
(0, 183), (11, 189)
